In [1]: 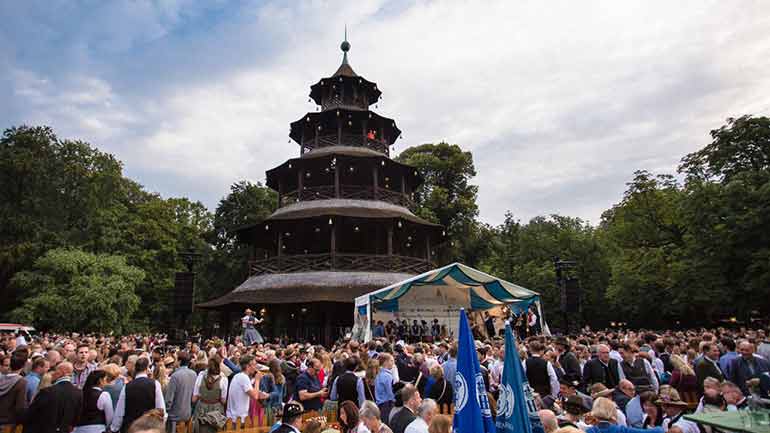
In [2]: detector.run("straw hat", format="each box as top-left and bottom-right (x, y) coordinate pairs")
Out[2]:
(655, 388), (689, 407)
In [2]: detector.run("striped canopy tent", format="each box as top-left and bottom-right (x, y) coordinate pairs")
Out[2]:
(352, 262), (547, 341)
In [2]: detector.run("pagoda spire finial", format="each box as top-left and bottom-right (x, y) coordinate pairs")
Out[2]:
(340, 25), (351, 65)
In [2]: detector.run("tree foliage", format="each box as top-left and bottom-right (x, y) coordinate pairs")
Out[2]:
(3, 115), (769, 331)
(396, 142), (480, 264)
(10, 248), (143, 333)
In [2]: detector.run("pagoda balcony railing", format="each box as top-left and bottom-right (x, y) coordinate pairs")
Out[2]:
(248, 253), (433, 276)
(302, 134), (389, 155)
(282, 184), (414, 209)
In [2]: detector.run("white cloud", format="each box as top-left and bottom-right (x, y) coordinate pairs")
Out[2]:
(3, 0), (770, 224)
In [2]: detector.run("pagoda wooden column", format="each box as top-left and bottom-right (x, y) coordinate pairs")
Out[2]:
(372, 165), (379, 200)
(362, 119), (368, 146)
(387, 224), (393, 256)
(277, 231), (283, 257)
(314, 127), (319, 148)
(401, 174), (406, 196)
(300, 131), (305, 156)
(337, 117), (342, 146)
(334, 161), (340, 198)
(330, 222), (337, 269)
(425, 236), (431, 261)
(297, 170), (303, 201)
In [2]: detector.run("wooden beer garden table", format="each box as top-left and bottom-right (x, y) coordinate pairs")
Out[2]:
(685, 411), (770, 433)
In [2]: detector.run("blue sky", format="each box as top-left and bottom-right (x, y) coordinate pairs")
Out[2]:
(2, 1), (770, 225)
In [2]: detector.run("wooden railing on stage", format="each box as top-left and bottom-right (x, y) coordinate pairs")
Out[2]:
(0, 403), (460, 433)
(281, 184), (414, 209)
(249, 253), (433, 276)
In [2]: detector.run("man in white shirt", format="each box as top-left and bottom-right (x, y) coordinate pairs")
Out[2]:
(226, 355), (268, 421)
(404, 399), (437, 433)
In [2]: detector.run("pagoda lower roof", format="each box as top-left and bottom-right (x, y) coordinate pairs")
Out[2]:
(267, 199), (440, 226)
(197, 271), (415, 307)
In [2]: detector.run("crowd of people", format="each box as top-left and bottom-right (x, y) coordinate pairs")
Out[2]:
(1, 323), (770, 433)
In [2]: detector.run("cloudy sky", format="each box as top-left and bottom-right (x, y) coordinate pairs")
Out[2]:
(2, 1), (769, 226)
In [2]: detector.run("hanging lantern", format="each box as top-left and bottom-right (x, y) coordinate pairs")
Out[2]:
(284, 232), (291, 237)
(442, 230), (446, 236)
(406, 243), (411, 248)
(321, 80), (325, 85)
(397, 220), (402, 228)
(265, 224), (269, 230)
(315, 227), (321, 233)
(407, 236), (412, 241)
(304, 249), (308, 254)
(348, 121), (352, 126)
(336, 110), (340, 116)
(288, 163), (292, 168)
(317, 125), (322, 130)
(306, 116), (310, 122)
(381, 160), (385, 166)
(305, 171), (311, 178)
(354, 226), (360, 232)
(328, 218), (333, 225)
(331, 157), (337, 166)
(349, 166), (354, 172)
(368, 113), (372, 119)
(339, 77), (343, 82)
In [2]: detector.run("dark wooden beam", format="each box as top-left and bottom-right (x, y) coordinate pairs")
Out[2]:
(297, 170), (303, 201)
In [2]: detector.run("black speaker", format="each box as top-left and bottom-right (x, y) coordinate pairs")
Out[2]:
(173, 272), (195, 314)
(565, 278), (581, 313)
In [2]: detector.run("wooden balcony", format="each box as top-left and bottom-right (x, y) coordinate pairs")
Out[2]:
(302, 134), (389, 155)
(248, 253), (433, 276)
(281, 184), (414, 209)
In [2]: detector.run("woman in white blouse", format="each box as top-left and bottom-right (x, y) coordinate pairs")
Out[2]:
(73, 370), (114, 433)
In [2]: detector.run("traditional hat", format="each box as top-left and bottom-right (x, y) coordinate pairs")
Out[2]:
(559, 375), (581, 388)
(282, 402), (306, 420)
(554, 337), (570, 348)
(655, 389), (689, 407)
(564, 395), (590, 415)
(590, 383), (614, 399)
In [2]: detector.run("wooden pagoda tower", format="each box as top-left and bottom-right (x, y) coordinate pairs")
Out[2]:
(200, 35), (445, 344)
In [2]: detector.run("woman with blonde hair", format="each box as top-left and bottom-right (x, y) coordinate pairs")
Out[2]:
(586, 397), (652, 433)
(669, 354), (698, 398)
(364, 359), (379, 402)
(428, 414), (451, 433)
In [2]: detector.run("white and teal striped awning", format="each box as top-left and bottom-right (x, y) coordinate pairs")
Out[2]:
(356, 262), (539, 313)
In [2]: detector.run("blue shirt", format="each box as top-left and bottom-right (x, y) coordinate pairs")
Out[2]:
(442, 358), (457, 391)
(625, 395), (645, 428)
(720, 352), (738, 379)
(25, 371), (41, 403)
(295, 371), (322, 411)
(373, 325), (385, 338)
(330, 371), (366, 407)
(374, 368), (395, 405)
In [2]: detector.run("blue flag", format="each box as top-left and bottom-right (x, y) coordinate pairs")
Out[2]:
(496, 322), (544, 433)
(453, 309), (496, 433)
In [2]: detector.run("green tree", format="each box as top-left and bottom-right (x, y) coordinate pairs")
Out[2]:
(484, 213), (611, 329)
(198, 181), (277, 303)
(10, 248), (143, 333)
(396, 142), (479, 263)
(0, 126), (131, 314)
(678, 115), (770, 319)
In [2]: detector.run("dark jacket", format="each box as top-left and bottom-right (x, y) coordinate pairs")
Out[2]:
(0, 374), (27, 426)
(695, 358), (723, 394)
(583, 358), (620, 389)
(426, 378), (453, 405)
(559, 352), (582, 380)
(22, 379), (83, 433)
(390, 406), (416, 433)
(729, 355), (770, 395)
